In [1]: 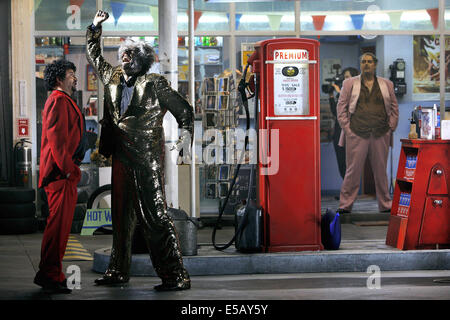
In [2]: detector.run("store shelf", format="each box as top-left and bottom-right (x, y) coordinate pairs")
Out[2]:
(386, 139), (450, 250)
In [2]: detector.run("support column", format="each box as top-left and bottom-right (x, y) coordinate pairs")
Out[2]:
(438, 0), (446, 119)
(159, 0), (179, 208)
(11, 0), (35, 189)
(188, 0), (197, 217)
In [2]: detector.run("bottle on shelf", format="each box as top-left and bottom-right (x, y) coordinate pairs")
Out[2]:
(408, 112), (418, 139)
(417, 105), (422, 138)
(435, 111), (441, 140)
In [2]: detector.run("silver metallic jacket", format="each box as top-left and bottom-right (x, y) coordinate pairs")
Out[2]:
(86, 26), (194, 165)
(86, 25), (193, 286)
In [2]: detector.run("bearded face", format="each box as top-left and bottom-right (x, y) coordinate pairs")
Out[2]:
(121, 48), (141, 76)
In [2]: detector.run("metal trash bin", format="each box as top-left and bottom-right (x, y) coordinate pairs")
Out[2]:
(167, 208), (198, 256)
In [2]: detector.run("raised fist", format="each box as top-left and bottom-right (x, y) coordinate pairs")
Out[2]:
(93, 10), (109, 27)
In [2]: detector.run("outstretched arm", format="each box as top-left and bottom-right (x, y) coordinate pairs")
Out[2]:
(86, 10), (114, 85)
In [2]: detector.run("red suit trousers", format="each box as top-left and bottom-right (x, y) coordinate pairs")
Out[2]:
(38, 176), (79, 282)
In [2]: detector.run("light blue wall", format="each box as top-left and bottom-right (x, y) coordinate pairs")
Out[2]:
(319, 39), (360, 193)
(319, 35), (446, 195)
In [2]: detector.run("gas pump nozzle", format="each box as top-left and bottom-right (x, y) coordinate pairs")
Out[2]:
(246, 50), (259, 67)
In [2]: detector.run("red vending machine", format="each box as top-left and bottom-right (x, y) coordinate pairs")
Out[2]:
(248, 38), (323, 252)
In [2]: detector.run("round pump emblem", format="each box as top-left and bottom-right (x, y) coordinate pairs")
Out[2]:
(282, 66), (299, 77)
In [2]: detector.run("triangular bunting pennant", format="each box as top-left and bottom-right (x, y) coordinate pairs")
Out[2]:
(69, 0), (85, 8)
(34, 0), (43, 12)
(235, 13), (242, 30)
(194, 11), (203, 30)
(150, 6), (158, 29)
(426, 8), (439, 29)
(312, 15), (326, 31)
(268, 15), (282, 31)
(111, 1), (126, 27)
(388, 12), (402, 29)
(350, 14), (364, 30)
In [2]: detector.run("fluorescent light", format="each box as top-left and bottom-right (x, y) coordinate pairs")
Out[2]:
(104, 15), (154, 24)
(198, 15), (229, 24)
(240, 15), (270, 23)
(400, 10), (431, 22)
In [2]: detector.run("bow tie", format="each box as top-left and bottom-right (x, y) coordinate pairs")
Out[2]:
(121, 75), (136, 87)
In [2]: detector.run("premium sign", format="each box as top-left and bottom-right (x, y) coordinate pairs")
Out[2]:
(273, 49), (309, 116)
(273, 49), (308, 61)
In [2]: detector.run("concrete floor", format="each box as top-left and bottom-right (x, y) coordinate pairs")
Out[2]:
(0, 196), (449, 303)
(1, 225), (449, 302)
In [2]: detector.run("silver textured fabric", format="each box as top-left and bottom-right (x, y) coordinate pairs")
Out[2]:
(86, 25), (193, 288)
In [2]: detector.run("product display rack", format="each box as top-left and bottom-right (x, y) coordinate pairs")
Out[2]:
(386, 139), (450, 250)
(200, 73), (245, 215)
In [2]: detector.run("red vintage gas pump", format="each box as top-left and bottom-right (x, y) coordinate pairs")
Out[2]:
(248, 38), (323, 252)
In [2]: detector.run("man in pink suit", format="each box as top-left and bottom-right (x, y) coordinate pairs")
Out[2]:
(336, 53), (399, 214)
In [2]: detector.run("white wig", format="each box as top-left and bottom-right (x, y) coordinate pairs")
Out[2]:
(118, 38), (155, 75)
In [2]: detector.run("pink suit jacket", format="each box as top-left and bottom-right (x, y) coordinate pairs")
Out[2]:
(336, 75), (399, 147)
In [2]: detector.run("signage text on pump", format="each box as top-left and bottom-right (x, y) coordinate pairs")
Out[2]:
(274, 49), (309, 61)
(273, 49), (310, 115)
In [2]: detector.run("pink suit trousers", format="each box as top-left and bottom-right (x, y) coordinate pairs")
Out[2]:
(339, 130), (392, 212)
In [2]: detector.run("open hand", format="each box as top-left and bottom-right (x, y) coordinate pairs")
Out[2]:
(93, 10), (109, 27)
(169, 130), (192, 152)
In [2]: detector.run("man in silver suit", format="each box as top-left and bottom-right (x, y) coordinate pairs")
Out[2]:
(86, 10), (193, 291)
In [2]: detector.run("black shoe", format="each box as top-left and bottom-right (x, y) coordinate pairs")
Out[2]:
(42, 281), (72, 294)
(94, 271), (129, 285)
(34, 273), (72, 294)
(34, 272), (51, 288)
(336, 208), (351, 214)
(154, 279), (191, 292)
(381, 209), (391, 213)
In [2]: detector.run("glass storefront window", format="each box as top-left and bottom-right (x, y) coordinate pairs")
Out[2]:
(35, 0), (97, 31)
(446, 0), (450, 29)
(177, 0), (230, 32)
(35, 36), (98, 165)
(31, 1), (449, 216)
(300, 0), (440, 31)
(235, 1), (295, 31)
(102, 0), (158, 31)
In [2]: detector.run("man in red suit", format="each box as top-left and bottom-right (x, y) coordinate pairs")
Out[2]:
(34, 59), (86, 294)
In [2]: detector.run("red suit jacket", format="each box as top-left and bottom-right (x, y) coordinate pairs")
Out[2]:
(39, 90), (84, 188)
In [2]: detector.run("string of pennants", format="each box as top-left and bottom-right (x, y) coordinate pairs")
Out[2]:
(33, 2), (440, 31)
(312, 8), (440, 31)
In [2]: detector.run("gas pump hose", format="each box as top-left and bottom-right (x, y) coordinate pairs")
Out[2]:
(212, 63), (257, 251)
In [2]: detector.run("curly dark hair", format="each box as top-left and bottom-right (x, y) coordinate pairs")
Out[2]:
(342, 67), (359, 77)
(43, 59), (76, 91)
